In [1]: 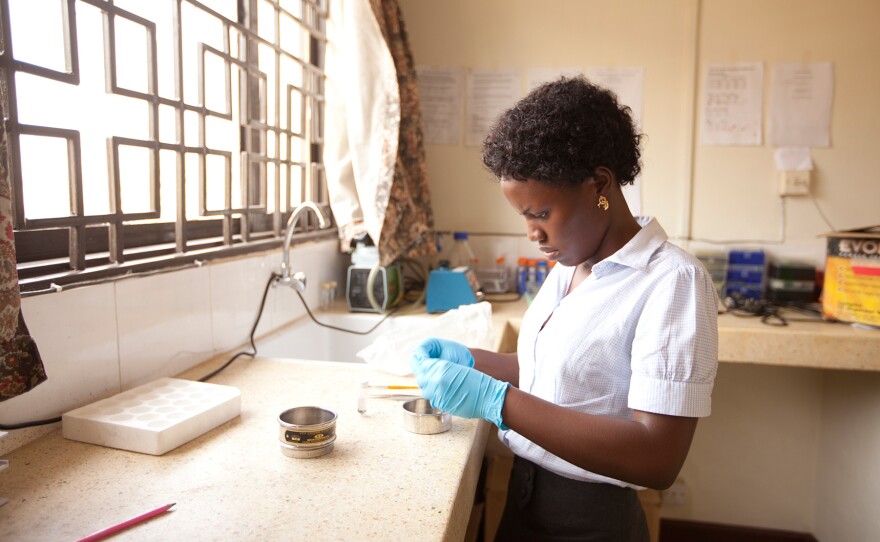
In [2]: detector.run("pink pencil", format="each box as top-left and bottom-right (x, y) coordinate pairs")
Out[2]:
(75, 503), (176, 542)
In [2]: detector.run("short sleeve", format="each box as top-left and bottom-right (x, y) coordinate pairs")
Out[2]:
(628, 264), (718, 417)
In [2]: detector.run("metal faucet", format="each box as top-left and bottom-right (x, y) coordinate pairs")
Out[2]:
(277, 201), (329, 293)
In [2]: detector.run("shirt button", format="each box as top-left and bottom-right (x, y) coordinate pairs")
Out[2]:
(524, 471), (531, 481)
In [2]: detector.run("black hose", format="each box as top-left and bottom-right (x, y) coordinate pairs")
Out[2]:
(197, 273), (278, 382)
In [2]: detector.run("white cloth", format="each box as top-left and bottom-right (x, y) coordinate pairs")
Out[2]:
(323, 0), (399, 248)
(501, 217), (718, 487)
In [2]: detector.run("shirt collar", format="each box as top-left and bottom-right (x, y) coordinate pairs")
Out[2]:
(594, 216), (667, 274)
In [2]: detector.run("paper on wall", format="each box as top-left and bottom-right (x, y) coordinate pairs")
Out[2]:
(700, 62), (764, 146)
(417, 66), (465, 145)
(465, 69), (521, 147)
(773, 147), (813, 171)
(769, 62), (834, 148)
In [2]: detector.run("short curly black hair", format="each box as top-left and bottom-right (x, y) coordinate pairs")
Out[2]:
(481, 75), (642, 186)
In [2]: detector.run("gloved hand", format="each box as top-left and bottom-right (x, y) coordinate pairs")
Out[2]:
(412, 338), (474, 368)
(410, 355), (509, 429)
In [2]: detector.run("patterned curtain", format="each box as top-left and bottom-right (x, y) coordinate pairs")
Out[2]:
(324, 0), (436, 266)
(367, 0), (436, 265)
(0, 69), (47, 402)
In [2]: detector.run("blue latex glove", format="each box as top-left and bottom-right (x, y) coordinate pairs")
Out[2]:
(410, 355), (510, 429)
(412, 338), (474, 368)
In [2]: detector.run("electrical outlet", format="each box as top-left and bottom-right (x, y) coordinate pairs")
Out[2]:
(662, 479), (688, 506)
(778, 170), (811, 196)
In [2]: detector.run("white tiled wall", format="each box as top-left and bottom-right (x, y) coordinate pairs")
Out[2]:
(115, 266), (216, 388)
(0, 239), (346, 444)
(8, 283), (120, 421)
(208, 253), (280, 354)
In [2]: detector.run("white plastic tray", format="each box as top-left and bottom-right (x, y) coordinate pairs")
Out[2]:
(62, 378), (240, 455)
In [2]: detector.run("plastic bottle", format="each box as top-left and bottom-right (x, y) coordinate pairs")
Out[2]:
(516, 257), (529, 293)
(527, 259), (538, 288)
(536, 260), (548, 285)
(449, 232), (478, 269)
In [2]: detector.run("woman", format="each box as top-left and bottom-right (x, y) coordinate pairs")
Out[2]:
(411, 76), (718, 541)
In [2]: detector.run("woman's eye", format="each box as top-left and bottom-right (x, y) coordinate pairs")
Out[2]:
(533, 212), (548, 219)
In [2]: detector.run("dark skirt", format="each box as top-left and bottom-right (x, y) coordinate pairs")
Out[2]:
(494, 456), (650, 542)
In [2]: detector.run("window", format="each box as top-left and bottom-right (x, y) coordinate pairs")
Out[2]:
(1, 0), (333, 293)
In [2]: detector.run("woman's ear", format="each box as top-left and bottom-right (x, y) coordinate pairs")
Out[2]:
(590, 166), (616, 195)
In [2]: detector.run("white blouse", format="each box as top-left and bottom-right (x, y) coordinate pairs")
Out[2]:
(501, 217), (719, 487)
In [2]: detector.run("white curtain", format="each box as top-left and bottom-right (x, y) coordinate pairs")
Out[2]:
(323, 0), (400, 251)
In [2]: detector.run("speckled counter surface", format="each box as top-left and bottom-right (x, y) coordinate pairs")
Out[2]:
(2, 300), (878, 541)
(499, 307), (880, 371)
(0, 358), (490, 541)
(715, 311), (880, 371)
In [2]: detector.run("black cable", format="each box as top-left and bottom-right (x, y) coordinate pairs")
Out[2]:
(723, 295), (839, 327)
(198, 272), (278, 382)
(202, 272), (398, 382)
(294, 288), (398, 334)
(0, 416), (62, 431)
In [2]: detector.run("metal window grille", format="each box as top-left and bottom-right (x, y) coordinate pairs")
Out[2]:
(1, 0), (332, 294)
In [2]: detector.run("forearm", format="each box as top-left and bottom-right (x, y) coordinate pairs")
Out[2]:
(501, 387), (697, 489)
(470, 349), (519, 386)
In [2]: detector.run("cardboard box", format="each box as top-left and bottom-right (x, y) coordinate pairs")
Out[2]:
(822, 226), (880, 326)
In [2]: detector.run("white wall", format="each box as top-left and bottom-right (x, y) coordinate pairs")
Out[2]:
(665, 364), (824, 532)
(401, 0), (698, 240)
(0, 239), (347, 455)
(398, 0), (880, 538)
(400, 0), (880, 268)
(815, 371), (880, 542)
(689, 0), (880, 267)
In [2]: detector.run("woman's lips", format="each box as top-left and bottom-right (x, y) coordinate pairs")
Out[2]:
(540, 247), (559, 259)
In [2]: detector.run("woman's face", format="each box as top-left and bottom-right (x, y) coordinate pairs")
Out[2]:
(501, 178), (609, 268)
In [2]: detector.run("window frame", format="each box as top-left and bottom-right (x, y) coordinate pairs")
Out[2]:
(1, 0), (334, 295)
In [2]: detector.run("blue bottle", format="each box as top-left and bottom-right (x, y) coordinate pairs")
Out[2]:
(516, 257), (528, 293)
(536, 260), (548, 285)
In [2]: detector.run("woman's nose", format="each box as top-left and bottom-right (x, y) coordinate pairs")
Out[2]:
(527, 223), (545, 243)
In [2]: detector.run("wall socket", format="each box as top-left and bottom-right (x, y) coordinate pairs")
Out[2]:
(662, 478), (688, 506)
(778, 169), (811, 196)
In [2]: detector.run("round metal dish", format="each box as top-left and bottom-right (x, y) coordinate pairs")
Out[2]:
(278, 406), (337, 459)
(402, 398), (451, 435)
(279, 439), (335, 459)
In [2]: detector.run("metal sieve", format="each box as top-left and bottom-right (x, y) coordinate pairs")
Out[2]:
(278, 406), (337, 458)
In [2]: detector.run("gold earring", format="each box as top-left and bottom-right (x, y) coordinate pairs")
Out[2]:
(597, 195), (609, 211)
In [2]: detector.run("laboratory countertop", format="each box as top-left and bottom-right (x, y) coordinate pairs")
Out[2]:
(495, 298), (880, 372)
(0, 357), (490, 541)
(1, 298), (877, 541)
(715, 311), (880, 371)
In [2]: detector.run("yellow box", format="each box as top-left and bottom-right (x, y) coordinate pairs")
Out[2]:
(822, 226), (880, 327)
